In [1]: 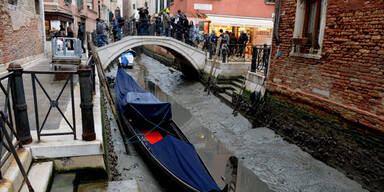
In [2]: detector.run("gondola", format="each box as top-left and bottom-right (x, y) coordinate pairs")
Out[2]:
(115, 67), (222, 192)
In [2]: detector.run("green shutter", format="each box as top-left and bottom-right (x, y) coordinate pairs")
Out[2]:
(78, 0), (84, 10)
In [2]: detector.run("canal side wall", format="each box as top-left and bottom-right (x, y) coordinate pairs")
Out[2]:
(262, 2), (384, 191)
(268, 0), (384, 132)
(251, 92), (384, 192)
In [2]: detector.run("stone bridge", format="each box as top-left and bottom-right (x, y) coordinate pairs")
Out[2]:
(95, 36), (206, 71)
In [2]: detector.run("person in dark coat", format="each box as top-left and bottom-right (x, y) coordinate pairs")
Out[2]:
(237, 31), (248, 57)
(228, 32), (237, 57)
(175, 11), (184, 41)
(77, 22), (86, 53)
(138, 7), (149, 35)
(96, 18), (105, 47)
(67, 27), (74, 50)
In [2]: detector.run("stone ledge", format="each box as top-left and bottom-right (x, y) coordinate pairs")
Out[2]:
(19, 162), (53, 192)
(0, 148), (32, 192)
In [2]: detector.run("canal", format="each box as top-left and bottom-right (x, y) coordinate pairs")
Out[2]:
(101, 53), (366, 192)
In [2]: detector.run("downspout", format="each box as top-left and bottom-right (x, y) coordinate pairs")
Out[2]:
(40, 0), (47, 56)
(263, 0), (281, 96)
(273, 0), (282, 45)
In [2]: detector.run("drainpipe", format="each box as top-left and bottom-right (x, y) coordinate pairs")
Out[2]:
(273, 0), (282, 44)
(98, 0), (101, 18)
(263, 0), (282, 96)
(40, 0), (47, 56)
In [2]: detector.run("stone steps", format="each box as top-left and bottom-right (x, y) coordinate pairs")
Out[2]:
(218, 92), (233, 104)
(19, 162), (53, 192)
(0, 148), (33, 192)
(77, 180), (140, 192)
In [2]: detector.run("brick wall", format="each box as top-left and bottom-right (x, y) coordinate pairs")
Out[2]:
(0, 1), (44, 65)
(268, 0), (384, 132)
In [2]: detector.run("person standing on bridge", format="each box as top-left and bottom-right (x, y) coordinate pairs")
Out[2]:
(162, 9), (171, 37)
(138, 7), (149, 35)
(77, 22), (86, 53)
(101, 20), (109, 45)
(188, 21), (197, 47)
(96, 18), (105, 47)
(113, 16), (123, 41)
(175, 10), (184, 41)
(155, 14), (162, 36)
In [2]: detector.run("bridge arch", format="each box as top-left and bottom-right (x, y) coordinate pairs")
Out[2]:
(95, 36), (206, 72)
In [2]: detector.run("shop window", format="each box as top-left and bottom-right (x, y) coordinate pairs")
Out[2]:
(35, 0), (40, 14)
(8, 0), (17, 5)
(291, 0), (327, 58)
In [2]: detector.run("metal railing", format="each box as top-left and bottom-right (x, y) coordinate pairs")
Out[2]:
(251, 44), (271, 77)
(0, 71), (34, 191)
(25, 70), (77, 140)
(0, 61), (96, 185)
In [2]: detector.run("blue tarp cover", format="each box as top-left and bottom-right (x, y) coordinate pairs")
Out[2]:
(115, 68), (220, 192)
(115, 68), (172, 123)
(150, 135), (221, 192)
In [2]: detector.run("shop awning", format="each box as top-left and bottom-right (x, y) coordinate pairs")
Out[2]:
(45, 11), (74, 23)
(206, 15), (273, 29)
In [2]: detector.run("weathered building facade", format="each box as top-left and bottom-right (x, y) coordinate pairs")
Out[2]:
(0, 0), (45, 65)
(43, 0), (99, 39)
(263, 0), (384, 191)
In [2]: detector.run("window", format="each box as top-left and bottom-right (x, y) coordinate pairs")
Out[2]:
(133, 3), (135, 10)
(160, 0), (164, 11)
(303, 0), (321, 48)
(87, 0), (94, 10)
(155, 0), (158, 13)
(265, 0), (275, 4)
(64, 0), (72, 5)
(35, 0), (40, 14)
(77, 0), (83, 10)
(8, 0), (17, 5)
(292, 0), (327, 58)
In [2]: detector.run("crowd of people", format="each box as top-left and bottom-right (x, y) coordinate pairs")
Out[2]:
(94, 7), (250, 60)
(202, 29), (249, 60)
(133, 8), (200, 47)
(96, 15), (125, 47)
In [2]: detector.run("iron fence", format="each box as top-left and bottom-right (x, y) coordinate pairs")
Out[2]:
(251, 45), (271, 77)
(0, 71), (34, 191)
(24, 70), (77, 140)
(0, 61), (96, 184)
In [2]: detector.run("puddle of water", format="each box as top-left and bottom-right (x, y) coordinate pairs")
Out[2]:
(50, 173), (76, 192)
(77, 180), (139, 192)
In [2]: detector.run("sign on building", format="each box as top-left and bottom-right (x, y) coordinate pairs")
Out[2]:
(194, 4), (212, 11)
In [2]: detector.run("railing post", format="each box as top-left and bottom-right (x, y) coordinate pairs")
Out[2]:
(7, 62), (32, 144)
(209, 43), (213, 60)
(263, 44), (271, 77)
(78, 63), (95, 141)
(251, 45), (257, 72)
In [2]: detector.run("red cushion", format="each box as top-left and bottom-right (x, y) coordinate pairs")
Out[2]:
(141, 130), (164, 144)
